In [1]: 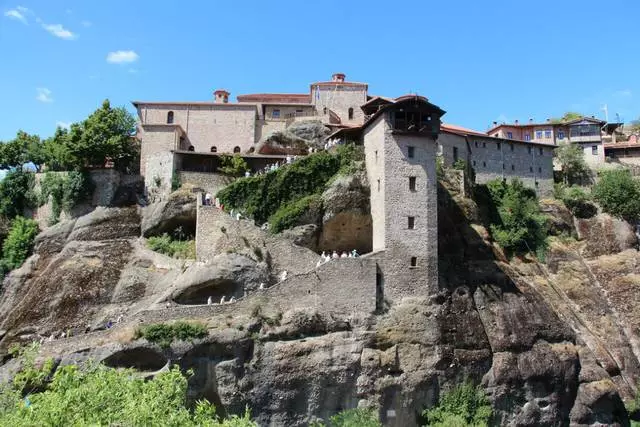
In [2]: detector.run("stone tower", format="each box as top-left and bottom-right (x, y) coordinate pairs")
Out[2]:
(362, 95), (445, 301)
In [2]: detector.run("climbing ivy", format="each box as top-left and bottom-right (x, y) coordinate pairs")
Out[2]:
(39, 171), (93, 225)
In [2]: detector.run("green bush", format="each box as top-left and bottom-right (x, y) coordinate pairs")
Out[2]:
(146, 233), (196, 259)
(423, 381), (493, 427)
(311, 408), (381, 427)
(484, 178), (548, 257)
(592, 169), (640, 221)
(135, 321), (208, 348)
(452, 159), (466, 171)
(558, 185), (597, 218)
(218, 147), (361, 225)
(0, 169), (36, 220)
(219, 154), (250, 177)
(39, 171), (93, 224)
(1, 216), (39, 271)
(0, 362), (256, 426)
(269, 194), (321, 233)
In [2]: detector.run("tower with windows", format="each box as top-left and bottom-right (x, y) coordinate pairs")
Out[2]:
(362, 95), (445, 299)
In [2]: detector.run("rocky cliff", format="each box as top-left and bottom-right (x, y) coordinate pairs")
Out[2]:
(0, 177), (638, 426)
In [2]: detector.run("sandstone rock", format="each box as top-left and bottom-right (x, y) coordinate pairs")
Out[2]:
(67, 207), (140, 241)
(540, 198), (575, 236)
(282, 224), (319, 252)
(141, 190), (197, 238)
(576, 213), (637, 257)
(257, 121), (330, 155)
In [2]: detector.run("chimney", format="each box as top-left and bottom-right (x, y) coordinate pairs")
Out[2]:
(515, 119), (519, 125)
(529, 117), (534, 123)
(546, 118), (550, 122)
(492, 121), (498, 126)
(214, 89), (230, 104)
(332, 73), (346, 83)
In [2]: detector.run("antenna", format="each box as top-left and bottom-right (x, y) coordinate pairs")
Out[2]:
(601, 104), (609, 122)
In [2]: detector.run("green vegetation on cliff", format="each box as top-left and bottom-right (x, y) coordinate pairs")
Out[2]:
(217, 145), (363, 231)
(592, 169), (640, 221)
(38, 171), (94, 225)
(135, 321), (208, 348)
(0, 169), (36, 220)
(422, 381), (493, 427)
(0, 217), (39, 276)
(312, 408), (381, 427)
(146, 233), (196, 259)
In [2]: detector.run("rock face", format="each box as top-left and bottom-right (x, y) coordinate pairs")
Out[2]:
(141, 190), (197, 237)
(0, 183), (637, 426)
(257, 121), (330, 155)
(575, 213), (637, 257)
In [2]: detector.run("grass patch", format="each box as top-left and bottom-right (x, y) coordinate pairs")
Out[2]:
(135, 321), (208, 348)
(146, 234), (195, 259)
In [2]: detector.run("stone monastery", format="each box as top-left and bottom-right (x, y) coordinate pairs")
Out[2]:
(133, 73), (556, 298)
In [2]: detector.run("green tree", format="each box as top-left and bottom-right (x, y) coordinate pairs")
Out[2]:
(66, 100), (137, 170)
(0, 169), (36, 219)
(0, 131), (45, 170)
(423, 381), (493, 427)
(41, 127), (78, 171)
(550, 112), (583, 123)
(555, 142), (590, 185)
(219, 154), (250, 177)
(1, 216), (39, 271)
(592, 169), (640, 221)
(311, 408), (381, 427)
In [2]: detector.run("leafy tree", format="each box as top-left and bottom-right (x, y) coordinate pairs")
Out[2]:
(1, 216), (39, 271)
(555, 142), (590, 185)
(0, 362), (256, 426)
(219, 154), (250, 177)
(39, 171), (93, 225)
(592, 169), (640, 221)
(311, 408), (381, 427)
(423, 381), (493, 427)
(555, 184), (597, 218)
(0, 169), (36, 219)
(269, 194), (321, 233)
(550, 112), (583, 124)
(41, 127), (78, 171)
(0, 131), (44, 170)
(65, 100), (137, 170)
(485, 178), (548, 257)
(628, 117), (640, 133)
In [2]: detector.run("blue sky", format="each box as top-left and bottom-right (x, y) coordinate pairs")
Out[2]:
(0, 0), (638, 141)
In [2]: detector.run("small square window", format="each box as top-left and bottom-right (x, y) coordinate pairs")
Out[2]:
(272, 109), (280, 118)
(482, 142), (486, 148)
(474, 141), (478, 147)
(472, 160), (476, 166)
(507, 132), (513, 139)
(529, 166), (533, 173)
(511, 164), (515, 171)
(538, 167), (542, 173)
(525, 133), (531, 141)
(510, 143), (514, 151)
(410, 257), (417, 267)
(558, 131), (565, 139)
(483, 161), (486, 167)
(545, 130), (552, 138)
(528, 146), (532, 154)
(497, 142), (501, 150)
(592, 145), (598, 155)
(407, 146), (415, 158)
(377, 179), (380, 192)
(408, 216), (415, 229)
(409, 176), (416, 191)
(536, 131), (542, 139)
(535, 181), (539, 187)
(539, 147), (543, 155)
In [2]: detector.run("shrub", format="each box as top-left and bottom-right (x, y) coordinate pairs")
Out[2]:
(311, 408), (381, 427)
(422, 381), (493, 427)
(559, 185), (597, 218)
(39, 171), (93, 224)
(484, 178), (548, 257)
(0, 169), (36, 220)
(1, 216), (39, 271)
(592, 168), (640, 221)
(146, 233), (195, 259)
(555, 142), (590, 185)
(135, 321), (208, 348)
(171, 172), (181, 191)
(219, 154), (250, 177)
(452, 159), (466, 171)
(269, 194), (321, 233)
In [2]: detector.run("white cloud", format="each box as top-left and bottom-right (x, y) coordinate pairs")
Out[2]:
(56, 121), (71, 129)
(4, 9), (27, 24)
(81, 20), (92, 27)
(16, 6), (29, 13)
(614, 89), (632, 98)
(36, 87), (53, 103)
(42, 23), (76, 40)
(106, 50), (139, 64)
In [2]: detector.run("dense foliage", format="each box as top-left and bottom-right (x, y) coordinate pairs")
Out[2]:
(217, 145), (362, 227)
(554, 184), (597, 218)
(1, 217), (39, 273)
(0, 361), (256, 426)
(269, 194), (322, 233)
(482, 178), (548, 257)
(592, 168), (640, 221)
(135, 321), (208, 348)
(39, 171), (93, 225)
(0, 131), (44, 170)
(311, 408), (381, 427)
(555, 142), (590, 185)
(146, 233), (196, 259)
(0, 169), (36, 220)
(219, 154), (250, 177)
(550, 111), (583, 124)
(422, 381), (493, 427)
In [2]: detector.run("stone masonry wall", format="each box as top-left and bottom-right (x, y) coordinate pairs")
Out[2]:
(179, 171), (233, 196)
(363, 115), (386, 252)
(312, 85), (367, 125)
(145, 151), (175, 202)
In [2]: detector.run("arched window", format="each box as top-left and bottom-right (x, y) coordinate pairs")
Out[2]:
(167, 111), (174, 124)
(233, 146), (241, 153)
(348, 108), (354, 120)
(210, 146), (217, 153)
(323, 107), (327, 114)
(188, 145), (194, 152)
(248, 147), (255, 153)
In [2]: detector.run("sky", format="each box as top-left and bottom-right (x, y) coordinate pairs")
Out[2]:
(0, 0), (639, 141)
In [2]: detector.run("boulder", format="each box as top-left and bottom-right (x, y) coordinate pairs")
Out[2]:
(539, 199), (575, 236)
(257, 121), (330, 155)
(282, 224), (319, 252)
(575, 213), (637, 257)
(141, 190), (197, 237)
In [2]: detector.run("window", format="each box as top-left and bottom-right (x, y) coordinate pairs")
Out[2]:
(528, 146), (532, 154)
(377, 179), (380, 192)
(323, 107), (327, 114)
(453, 146), (459, 162)
(272, 109), (280, 118)
(502, 164), (505, 170)
(474, 141), (478, 148)
(545, 130), (552, 139)
(507, 132), (513, 139)
(483, 161), (486, 167)
(348, 108), (354, 120)
(375, 150), (378, 162)
(188, 145), (194, 151)
(538, 167), (542, 173)
(525, 133), (531, 141)
(535, 181), (539, 188)
(511, 164), (515, 171)
(408, 216), (415, 229)
(482, 142), (486, 148)
(233, 146), (241, 153)
(210, 146), (217, 153)
(472, 160), (476, 166)
(592, 145), (598, 155)
(539, 147), (543, 155)
(409, 176), (416, 191)
(407, 146), (415, 158)
(497, 142), (501, 151)
(410, 257), (417, 267)
(167, 111), (174, 124)
(529, 166), (533, 173)
(558, 131), (565, 139)
(510, 143), (514, 151)
(536, 131), (542, 139)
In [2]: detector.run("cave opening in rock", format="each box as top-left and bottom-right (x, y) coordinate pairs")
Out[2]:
(173, 280), (239, 305)
(102, 347), (167, 372)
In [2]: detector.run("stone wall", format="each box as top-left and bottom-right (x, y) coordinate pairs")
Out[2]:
(144, 151), (175, 202)
(363, 115), (386, 252)
(312, 85), (368, 125)
(179, 171), (233, 196)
